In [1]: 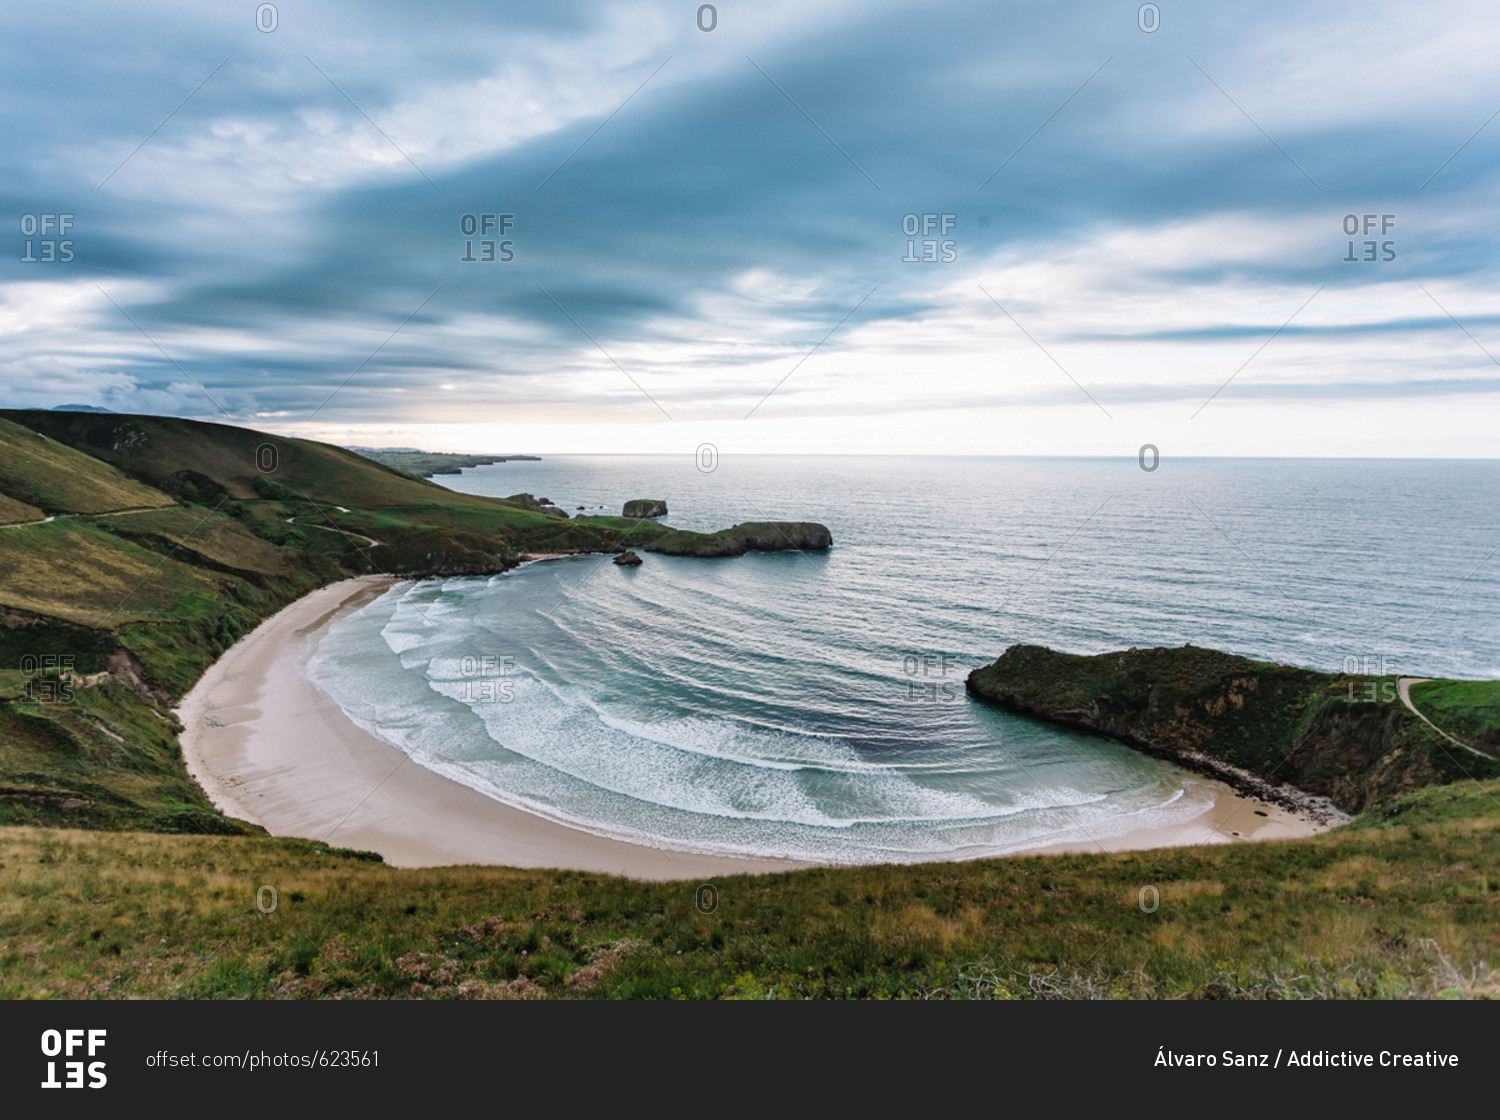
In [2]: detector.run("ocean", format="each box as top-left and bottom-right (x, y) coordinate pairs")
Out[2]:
(303, 456), (1500, 863)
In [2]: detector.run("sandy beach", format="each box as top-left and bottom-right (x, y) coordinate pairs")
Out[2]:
(178, 576), (805, 879)
(177, 576), (1331, 879)
(1028, 778), (1326, 857)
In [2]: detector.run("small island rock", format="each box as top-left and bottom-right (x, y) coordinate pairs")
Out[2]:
(623, 499), (668, 518)
(613, 550), (643, 566)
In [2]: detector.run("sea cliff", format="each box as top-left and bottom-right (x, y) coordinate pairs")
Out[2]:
(967, 643), (1499, 814)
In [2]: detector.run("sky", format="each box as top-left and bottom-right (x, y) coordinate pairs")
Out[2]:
(2, 0), (1499, 457)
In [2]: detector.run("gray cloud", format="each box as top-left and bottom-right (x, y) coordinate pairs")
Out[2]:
(1, 0), (1498, 438)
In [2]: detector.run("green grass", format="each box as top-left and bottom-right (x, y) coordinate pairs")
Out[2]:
(1, 779), (1496, 1000)
(0, 493), (43, 525)
(0, 410), (817, 566)
(0, 417), (173, 515)
(0, 518), (233, 626)
(80, 505), (304, 581)
(1410, 680), (1500, 753)
(0, 410), (663, 556)
(0, 683), (257, 837)
(2, 410), (530, 516)
(0, 423), (352, 834)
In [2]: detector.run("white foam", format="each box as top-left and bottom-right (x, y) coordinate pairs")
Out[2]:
(303, 569), (1218, 864)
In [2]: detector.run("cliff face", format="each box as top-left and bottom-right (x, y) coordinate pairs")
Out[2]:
(966, 644), (1496, 813)
(644, 521), (832, 558)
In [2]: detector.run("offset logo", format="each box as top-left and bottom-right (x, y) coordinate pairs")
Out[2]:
(20, 654), (76, 704)
(40, 1029), (107, 1089)
(902, 654), (959, 702)
(19, 213), (75, 263)
(460, 213), (515, 263)
(1342, 213), (1396, 263)
(901, 213), (957, 263)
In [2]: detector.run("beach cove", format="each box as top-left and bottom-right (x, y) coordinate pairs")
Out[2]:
(178, 574), (1327, 877)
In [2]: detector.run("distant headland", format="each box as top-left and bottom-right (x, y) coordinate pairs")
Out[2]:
(347, 447), (541, 478)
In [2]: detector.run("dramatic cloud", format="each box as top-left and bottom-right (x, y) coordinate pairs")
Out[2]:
(2, 0), (1497, 454)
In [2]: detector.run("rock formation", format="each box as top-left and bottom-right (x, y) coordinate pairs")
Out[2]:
(966, 643), (1496, 813)
(643, 521), (832, 558)
(622, 499), (668, 518)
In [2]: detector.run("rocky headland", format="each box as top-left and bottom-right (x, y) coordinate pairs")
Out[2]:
(966, 643), (1499, 816)
(350, 449), (540, 477)
(642, 521), (833, 558)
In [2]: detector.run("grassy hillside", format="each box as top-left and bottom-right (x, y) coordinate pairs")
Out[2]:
(0, 410), (805, 559)
(0, 494), (43, 526)
(0, 411), (531, 837)
(1411, 680), (1500, 754)
(3, 409), (526, 517)
(0, 511), (303, 627)
(0, 687), (242, 837)
(0, 498), (336, 834)
(2, 779), (1496, 999)
(0, 416), (173, 515)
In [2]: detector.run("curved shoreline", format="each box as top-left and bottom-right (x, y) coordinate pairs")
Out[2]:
(177, 576), (805, 879)
(176, 577), (1331, 879)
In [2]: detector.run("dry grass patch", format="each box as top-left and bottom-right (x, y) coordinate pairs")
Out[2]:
(1316, 856), (1393, 890)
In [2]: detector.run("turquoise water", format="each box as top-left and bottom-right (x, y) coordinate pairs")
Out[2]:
(305, 456), (1500, 863)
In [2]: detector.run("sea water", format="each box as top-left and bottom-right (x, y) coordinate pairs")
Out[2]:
(304, 456), (1500, 863)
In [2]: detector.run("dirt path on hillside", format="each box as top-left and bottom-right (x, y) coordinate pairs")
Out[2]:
(1397, 678), (1489, 759)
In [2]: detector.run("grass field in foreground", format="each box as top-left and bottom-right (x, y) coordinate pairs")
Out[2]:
(2, 780), (1496, 1000)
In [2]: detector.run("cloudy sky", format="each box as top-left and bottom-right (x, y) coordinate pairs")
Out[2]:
(3, 0), (1498, 456)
